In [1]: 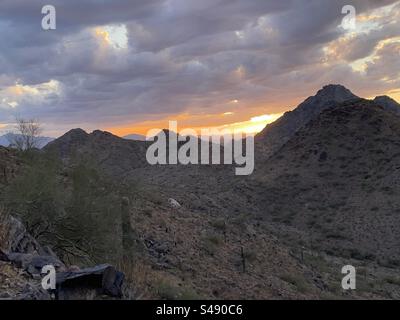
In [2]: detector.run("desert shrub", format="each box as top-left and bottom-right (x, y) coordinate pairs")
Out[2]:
(325, 232), (348, 240)
(282, 213), (295, 225)
(304, 254), (330, 273)
(2, 153), (128, 266)
(242, 248), (257, 263)
(0, 206), (11, 250)
(210, 218), (226, 231)
(231, 213), (249, 228)
(356, 279), (375, 293)
(384, 276), (400, 286)
(378, 258), (400, 268)
(155, 279), (181, 300)
(154, 279), (201, 300)
(117, 258), (153, 299)
(280, 273), (311, 293)
(1, 152), (64, 239)
(202, 233), (224, 256)
(144, 188), (164, 206)
(349, 249), (375, 261)
(58, 160), (124, 264)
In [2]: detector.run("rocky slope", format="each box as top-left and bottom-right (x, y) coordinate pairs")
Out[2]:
(249, 99), (400, 298)
(2, 85), (400, 299)
(44, 129), (148, 176)
(374, 95), (400, 116)
(255, 99), (400, 261)
(255, 84), (359, 159)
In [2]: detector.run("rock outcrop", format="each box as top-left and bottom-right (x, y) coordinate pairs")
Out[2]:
(0, 212), (124, 300)
(0, 213), (46, 256)
(56, 264), (124, 299)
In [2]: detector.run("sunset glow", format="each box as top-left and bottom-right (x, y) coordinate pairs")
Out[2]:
(0, 1), (399, 138)
(107, 112), (284, 137)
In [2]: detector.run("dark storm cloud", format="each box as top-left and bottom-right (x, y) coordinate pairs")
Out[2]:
(0, 0), (399, 134)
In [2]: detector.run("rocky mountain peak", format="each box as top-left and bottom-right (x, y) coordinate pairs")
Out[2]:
(314, 84), (358, 103)
(374, 95), (398, 103)
(89, 130), (120, 142)
(43, 128), (89, 156)
(256, 84), (359, 159)
(374, 95), (400, 115)
(62, 128), (89, 141)
(91, 130), (114, 137)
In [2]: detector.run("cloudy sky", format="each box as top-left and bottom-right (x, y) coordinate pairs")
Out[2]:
(0, 0), (399, 137)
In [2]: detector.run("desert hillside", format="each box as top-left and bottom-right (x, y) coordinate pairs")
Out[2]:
(1, 86), (400, 299)
(254, 98), (400, 266)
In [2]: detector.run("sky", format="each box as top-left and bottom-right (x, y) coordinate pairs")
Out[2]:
(0, 0), (399, 137)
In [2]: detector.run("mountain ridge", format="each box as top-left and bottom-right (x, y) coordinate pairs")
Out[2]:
(2, 85), (400, 299)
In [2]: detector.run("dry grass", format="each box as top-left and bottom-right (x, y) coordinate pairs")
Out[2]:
(117, 258), (154, 299)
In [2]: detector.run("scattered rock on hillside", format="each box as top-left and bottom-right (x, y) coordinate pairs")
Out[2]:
(0, 213), (45, 255)
(168, 198), (181, 209)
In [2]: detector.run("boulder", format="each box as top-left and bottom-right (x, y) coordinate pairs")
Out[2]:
(168, 198), (181, 209)
(6, 253), (65, 275)
(0, 249), (8, 262)
(0, 214), (44, 255)
(56, 264), (124, 299)
(0, 214), (125, 300)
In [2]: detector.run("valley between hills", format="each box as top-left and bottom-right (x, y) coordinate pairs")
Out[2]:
(1, 85), (400, 299)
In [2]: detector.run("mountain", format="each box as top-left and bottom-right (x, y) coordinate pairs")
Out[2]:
(255, 84), (359, 158)
(374, 95), (400, 115)
(254, 98), (400, 267)
(34, 92), (400, 299)
(44, 129), (148, 176)
(0, 133), (54, 149)
(123, 133), (147, 141)
(0, 136), (9, 147)
(25, 128), (326, 299)
(3, 85), (400, 300)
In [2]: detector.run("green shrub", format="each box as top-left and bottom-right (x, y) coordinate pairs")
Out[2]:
(202, 233), (224, 256)
(155, 280), (201, 300)
(2, 153), (128, 266)
(210, 218), (226, 231)
(280, 273), (311, 294)
(384, 276), (400, 286)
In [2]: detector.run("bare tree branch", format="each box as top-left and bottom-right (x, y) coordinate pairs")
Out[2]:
(7, 117), (43, 151)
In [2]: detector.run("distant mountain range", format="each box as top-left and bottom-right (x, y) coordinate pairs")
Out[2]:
(123, 133), (147, 141)
(0, 133), (54, 149)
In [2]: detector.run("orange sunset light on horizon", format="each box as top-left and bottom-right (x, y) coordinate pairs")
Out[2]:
(106, 111), (284, 137)
(106, 87), (400, 138)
